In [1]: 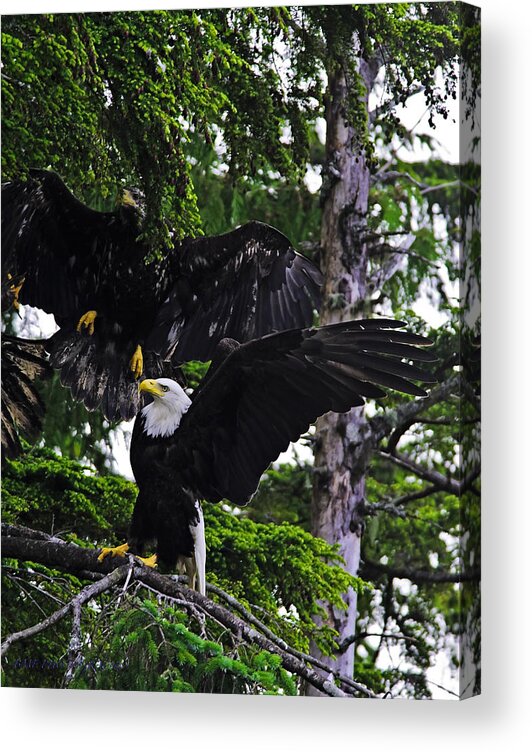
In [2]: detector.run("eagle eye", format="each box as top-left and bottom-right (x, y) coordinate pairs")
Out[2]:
(161, 385), (169, 393)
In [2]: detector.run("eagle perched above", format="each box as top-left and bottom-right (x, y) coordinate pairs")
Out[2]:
(2, 169), (323, 421)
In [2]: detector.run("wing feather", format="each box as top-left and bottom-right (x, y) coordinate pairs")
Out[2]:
(170, 319), (436, 506)
(147, 221), (322, 362)
(2, 170), (132, 320)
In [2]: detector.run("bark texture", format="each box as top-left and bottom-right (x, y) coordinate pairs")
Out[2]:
(308, 55), (377, 694)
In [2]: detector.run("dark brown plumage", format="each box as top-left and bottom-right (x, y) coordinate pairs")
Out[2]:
(2, 169), (323, 422)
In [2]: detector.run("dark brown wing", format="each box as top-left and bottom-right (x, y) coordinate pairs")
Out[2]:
(1, 169), (135, 321)
(146, 221), (322, 363)
(170, 319), (437, 506)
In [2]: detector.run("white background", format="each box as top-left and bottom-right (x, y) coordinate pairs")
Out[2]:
(2, 0), (531, 749)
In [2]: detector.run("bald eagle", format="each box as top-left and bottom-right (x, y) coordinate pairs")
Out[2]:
(2, 169), (322, 422)
(98, 319), (437, 594)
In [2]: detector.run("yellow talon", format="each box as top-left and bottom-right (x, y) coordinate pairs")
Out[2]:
(8, 275), (25, 311)
(135, 553), (158, 568)
(129, 344), (144, 380)
(77, 310), (98, 335)
(97, 542), (130, 562)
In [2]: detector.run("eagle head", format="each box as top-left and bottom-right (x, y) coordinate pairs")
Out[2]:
(139, 378), (192, 438)
(119, 187), (146, 223)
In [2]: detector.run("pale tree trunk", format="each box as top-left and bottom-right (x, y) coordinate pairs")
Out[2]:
(307, 52), (378, 695)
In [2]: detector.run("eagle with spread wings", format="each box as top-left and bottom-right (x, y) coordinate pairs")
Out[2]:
(2, 169), (322, 421)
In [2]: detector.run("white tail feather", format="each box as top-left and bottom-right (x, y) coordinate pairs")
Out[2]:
(190, 502), (206, 596)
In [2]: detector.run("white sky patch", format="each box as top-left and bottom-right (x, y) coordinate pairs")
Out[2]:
(275, 434), (314, 466)
(304, 164), (322, 194)
(279, 123), (293, 146)
(388, 67), (460, 164)
(315, 117), (327, 145)
(8, 304), (59, 338)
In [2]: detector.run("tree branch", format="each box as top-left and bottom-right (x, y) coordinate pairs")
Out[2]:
(1, 527), (375, 698)
(337, 630), (421, 654)
(369, 374), (461, 445)
(206, 581), (371, 697)
(1, 565), (128, 658)
(366, 483), (441, 516)
(373, 170), (478, 198)
(367, 232), (416, 289)
(377, 450), (480, 496)
(361, 558), (480, 585)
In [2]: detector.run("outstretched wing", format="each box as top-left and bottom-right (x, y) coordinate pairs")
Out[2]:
(146, 221), (323, 363)
(1, 170), (132, 321)
(171, 319), (437, 506)
(1, 336), (52, 459)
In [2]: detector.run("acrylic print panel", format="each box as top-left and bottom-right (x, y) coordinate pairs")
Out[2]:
(1, 2), (480, 699)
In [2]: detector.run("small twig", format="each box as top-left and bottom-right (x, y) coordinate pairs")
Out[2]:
(116, 557), (135, 609)
(5, 571), (66, 607)
(369, 374), (461, 445)
(426, 678), (460, 698)
(362, 557), (480, 585)
(337, 630), (421, 654)
(1, 565), (129, 658)
(421, 180), (478, 197)
(6, 575), (53, 622)
(378, 449), (480, 496)
(368, 484), (441, 513)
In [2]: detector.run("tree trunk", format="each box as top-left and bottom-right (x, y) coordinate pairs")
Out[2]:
(308, 55), (377, 695)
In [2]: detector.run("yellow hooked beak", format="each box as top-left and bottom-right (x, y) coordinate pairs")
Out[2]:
(139, 379), (165, 398)
(120, 188), (138, 208)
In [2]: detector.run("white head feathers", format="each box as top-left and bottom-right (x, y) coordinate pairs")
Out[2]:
(140, 378), (192, 438)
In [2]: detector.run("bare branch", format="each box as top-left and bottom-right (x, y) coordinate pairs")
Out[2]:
(370, 374), (461, 445)
(1, 565), (128, 658)
(367, 232), (416, 289)
(337, 630), (421, 654)
(462, 378), (481, 414)
(378, 449), (480, 496)
(421, 180), (478, 197)
(362, 558), (480, 585)
(367, 484), (441, 514)
(372, 170), (479, 198)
